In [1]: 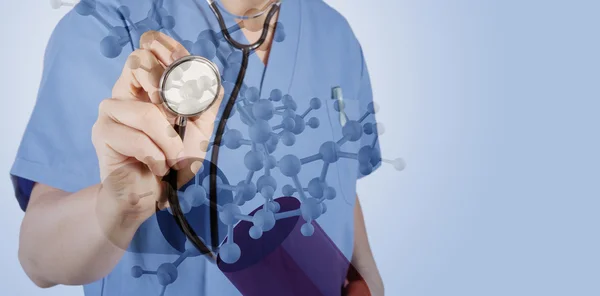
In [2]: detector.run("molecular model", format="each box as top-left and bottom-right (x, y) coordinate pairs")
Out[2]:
(51, 1), (404, 295)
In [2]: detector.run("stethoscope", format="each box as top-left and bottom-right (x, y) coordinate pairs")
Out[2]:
(160, 0), (281, 261)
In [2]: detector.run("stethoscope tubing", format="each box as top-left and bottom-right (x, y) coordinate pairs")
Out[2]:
(161, 2), (281, 262)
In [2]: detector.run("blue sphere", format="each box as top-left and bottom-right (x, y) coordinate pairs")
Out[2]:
(220, 243), (241, 264)
(279, 155), (301, 177)
(264, 155), (277, 169)
(282, 184), (295, 196)
(324, 187), (337, 200)
(319, 141), (341, 163)
(181, 40), (194, 53)
(75, 0), (96, 16)
(236, 181), (257, 201)
(333, 100), (345, 112)
(342, 120), (363, 142)
(310, 97), (322, 109)
(257, 175), (277, 192)
(161, 16), (176, 30)
(265, 135), (279, 153)
(223, 63), (241, 82)
(202, 175), (223, 193)
(223, 129), (243, 149)
(281, 131), (296, 146)
(282, 117), (296, 131)
(198, 30), (218, 47)
(307, 117), (320, 129)
(100, 36), (122, 58)
(301, 198), (322, 221)
(183, 185), (203, 207)
(249, 120), (272, 144)
(274, 22), (286, 42)
(268, 201), (281, 212)
(358, 146), (373, 163)
(254, 209), (276, 231)
(321, 202), (327, 214)
(156, 263), (178, 286)
(244, 150), (264, 171)
(227, 51), (243, 64)
(193, 38), (216, 60)
(253, 99), (275, 120)
(270, 89), (283, 101)
(219, 203), (241, 225)
(131, 266), (144, 278)
(246, 87), (260, 102)
(261, 186), (275, 199)
(363, 122), (375, 135)
(179, 199), (192, 214)
(283, 95), (297, 110)
(291, 115), (306, 135)
(307, 178), (325, 199)
(249, 225), (263, 239)
(367, 102), (379, 114)
(359, 162), (373, 175)
(301, 223), (315, 236)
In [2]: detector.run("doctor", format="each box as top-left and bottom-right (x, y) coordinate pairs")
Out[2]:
(11, 0), (384, 295)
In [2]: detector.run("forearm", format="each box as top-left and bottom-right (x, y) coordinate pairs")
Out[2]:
(18, 184), (141, 287)
(352, 196), (385, 295)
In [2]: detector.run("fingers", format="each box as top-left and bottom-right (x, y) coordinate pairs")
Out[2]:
(93, 118), (169, 177)
(113, 48), (166, 104)
(98, 99), (185, 167)
(140, 30), (190, 65)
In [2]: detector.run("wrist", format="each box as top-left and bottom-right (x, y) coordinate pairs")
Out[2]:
(95, 185), (148, 246)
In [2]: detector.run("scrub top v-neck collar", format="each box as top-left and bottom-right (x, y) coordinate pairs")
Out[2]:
(209, 0), (301, 98)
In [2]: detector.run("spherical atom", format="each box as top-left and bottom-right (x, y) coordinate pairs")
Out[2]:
(270, 89), (283, 101)
(278, 154), (301, 177)
(333, 100), (345, 112)
(324, 187), (336, 200)
(282, 184), (295, 196)
(161, 16), (176, 30)
(301, 223), (315, 236)
(249, 120), (272, 144)
(265, 135), (279, 154)
(117, 6), (130, 18)
(179, 199), (192, 214)
(358, 145), (373, 164)
(321, 202), (327, 214)
(181, 40), (194, 53)
(236, 181), (257, 201)
(245, 87), (260, 102)
(274, 22), (286, 42)
(184, 239), (202, 257)
(283, 95), (297, 111)
(307, 117), (320, 129)
(301, 198), (323, 221)
(307, 178), (325, 199)
(310, 97), (322, 109)
(202, 175), (223, 193)
(264, 155), (277, 169)
(253, 99), (274, 120)
(282, 108), (296, 119)
(359, 162), (373, 176)
(319, 141), (341, 163)
(254, 209), (276, 231)
(223, 63), (241, 83)
(370, 148), (382, 166)
(375, 122), (386, 135)
(342, 120), (363, 142)
(393, 158), (407, 171)
(268, 201), (281, 212)
(367, 101), (380, 114)
(244, 150), (264, 171)
(219, 243), (241, 264)
(100, 36), (123, 59)
(257, 175), (277, 192)
(249, 225), (263, 239)
(281, 131), (296, 146)
(75, 0), (96, 16)
(261, 186), (275, 199)
(192, 38), (216, 60)
(282, 117), (296, 131)
(198, 30), (218, 47)
(131, 266), (144, 278)
(220, 203), (241, 225)
(223, 129), (243, 149)
(363, 122), (375, 135)
(156, 263), (178, 286)
(291, 115), (306, 135)
(227, 51), (243, 64)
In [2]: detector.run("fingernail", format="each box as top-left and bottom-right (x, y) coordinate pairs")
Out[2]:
(171, 49), (187, 62)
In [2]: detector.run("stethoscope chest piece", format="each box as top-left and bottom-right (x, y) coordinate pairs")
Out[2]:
(159, 55), (222, 118)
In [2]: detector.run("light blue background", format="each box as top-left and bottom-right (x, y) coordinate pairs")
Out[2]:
(1, 0), (599, 295)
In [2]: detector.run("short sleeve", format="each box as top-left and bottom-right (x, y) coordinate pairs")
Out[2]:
(355, 48), (383, 179)
(9, 7), (130, 211)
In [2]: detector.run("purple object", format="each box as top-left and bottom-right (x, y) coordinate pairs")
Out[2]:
(217, 197), (350, 296)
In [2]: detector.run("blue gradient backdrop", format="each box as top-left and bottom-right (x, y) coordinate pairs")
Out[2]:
(1, 0), (598, 295)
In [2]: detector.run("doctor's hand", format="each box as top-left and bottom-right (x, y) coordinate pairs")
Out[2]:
(92, 31), (223, 225)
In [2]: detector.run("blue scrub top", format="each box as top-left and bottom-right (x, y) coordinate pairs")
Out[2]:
(10, 0), (382, 295)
